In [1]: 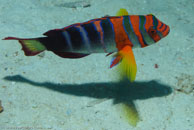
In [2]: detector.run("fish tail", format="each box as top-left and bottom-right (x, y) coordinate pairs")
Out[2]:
(110, 46), (137, 82)
(3, 37), (47, 56)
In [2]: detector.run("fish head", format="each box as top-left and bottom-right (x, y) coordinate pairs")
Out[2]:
(146, 14), (170, 43)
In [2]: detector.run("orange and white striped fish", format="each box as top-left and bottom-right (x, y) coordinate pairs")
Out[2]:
(3, 8), (170, 82)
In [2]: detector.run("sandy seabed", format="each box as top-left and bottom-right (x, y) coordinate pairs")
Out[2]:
(0, 0), (193, 130)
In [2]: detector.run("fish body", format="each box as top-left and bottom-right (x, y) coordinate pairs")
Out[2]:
(3, 9), (170, 82)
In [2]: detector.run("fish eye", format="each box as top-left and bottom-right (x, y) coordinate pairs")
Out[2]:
(150, 30), (156, 34)
(149, 26), (157, 35)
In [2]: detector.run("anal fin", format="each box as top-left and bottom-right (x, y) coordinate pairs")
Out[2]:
(53, 52), (89, 59)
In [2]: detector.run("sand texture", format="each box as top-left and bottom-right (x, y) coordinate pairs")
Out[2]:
(0, 0), (193, 130)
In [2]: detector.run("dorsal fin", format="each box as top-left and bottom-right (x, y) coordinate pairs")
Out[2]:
(116, 8), (129, 16)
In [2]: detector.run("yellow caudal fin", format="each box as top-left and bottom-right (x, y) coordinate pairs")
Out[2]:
(3, 37), (46, 56)
(110, 46), (137, 82)
(116, 8), (129, 16)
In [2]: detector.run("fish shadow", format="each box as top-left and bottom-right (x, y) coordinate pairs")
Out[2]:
(3, 75), (173, 126)
(3, 75), (172, 104)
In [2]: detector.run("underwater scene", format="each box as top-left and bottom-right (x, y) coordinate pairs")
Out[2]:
(0, 0), (193, 130)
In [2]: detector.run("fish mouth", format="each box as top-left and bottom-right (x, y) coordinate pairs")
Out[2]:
(167, 28), (170, 35)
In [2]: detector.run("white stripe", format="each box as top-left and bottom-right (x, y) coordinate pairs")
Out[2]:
(62, 31), (73, 51)
(76, 26), (91, 52)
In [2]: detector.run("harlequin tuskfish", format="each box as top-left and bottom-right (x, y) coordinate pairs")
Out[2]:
(3, 8), (170, 82)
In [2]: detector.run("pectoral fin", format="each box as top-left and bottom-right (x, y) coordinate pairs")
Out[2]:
(110, 46), (137, 82)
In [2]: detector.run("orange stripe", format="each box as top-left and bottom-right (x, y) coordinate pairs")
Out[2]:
(160, 24), (166, 33)
(158, 19), (166, 33)
(162, 25), (170, 37)
(109, 16), (132, 51)
(144, 15), (161, 42)
(157, 20), (162, 30)
(93, 20), (107, 52)
(130, 16), (147, 47)
(144, 15), (154, 32)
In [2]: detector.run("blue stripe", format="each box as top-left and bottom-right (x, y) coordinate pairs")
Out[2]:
(72, 25), (91, 53)
(81, 25), (90, 43)
(62, 31), (72, 50)
(92, 21), (102, 42)
(75, 26), (89, 44)
(128, 16), (140, 46)
(78, 25), (91, 51)
(100, 17), (117, 52)
(159, 23), (163, 29)
(107, 18), (115, 40)
(143, 16), (147, 32)
(139, 16), (148, 46)
(142, 15), (155, 44)
(74, 26), (84, 43)
(122, 16), (132, 42)
(162, 25), (167, 32)
(152, 15), (158, 29)
(128, 16), (135, 33)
